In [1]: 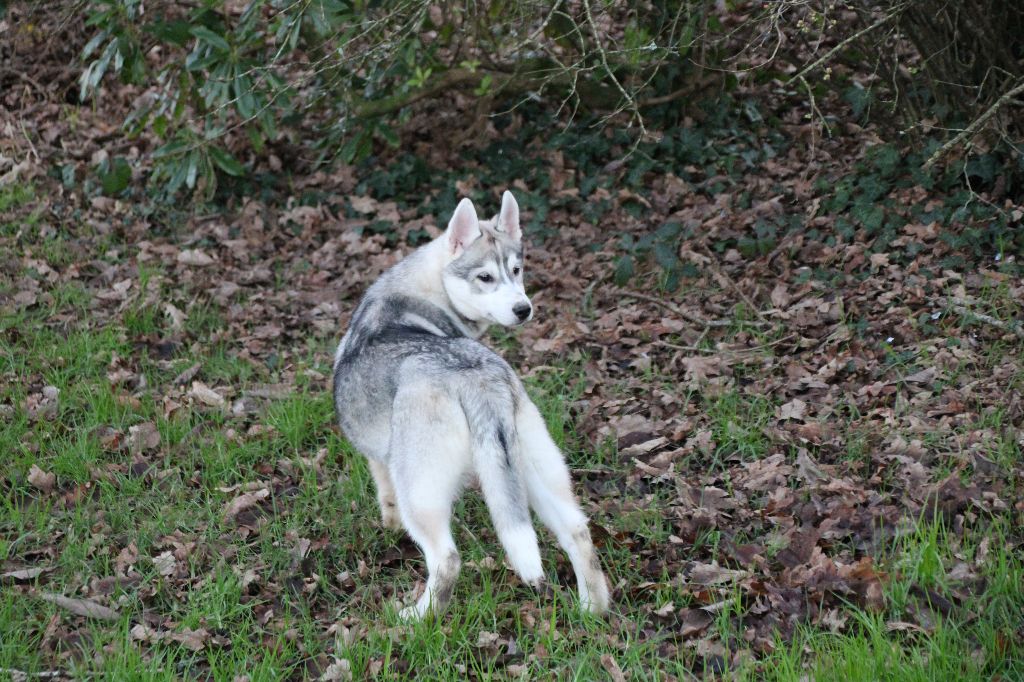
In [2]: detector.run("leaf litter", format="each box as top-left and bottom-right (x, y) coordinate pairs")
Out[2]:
(0, 6), (1022, 678)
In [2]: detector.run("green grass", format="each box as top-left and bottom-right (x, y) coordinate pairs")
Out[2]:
(0, 302), (656, 676)
(1, 199), (1022, 678)
(747, 519), (1024, 681)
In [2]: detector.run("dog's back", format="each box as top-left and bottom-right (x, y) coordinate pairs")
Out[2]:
(332, 289), (520, 464)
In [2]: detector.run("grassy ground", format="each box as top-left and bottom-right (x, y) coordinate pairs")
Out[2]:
(1, 182), (1022, 680)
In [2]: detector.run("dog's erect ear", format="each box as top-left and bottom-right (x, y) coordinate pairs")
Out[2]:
(446, 198), (481, 256)
(497, 190), (521, 242)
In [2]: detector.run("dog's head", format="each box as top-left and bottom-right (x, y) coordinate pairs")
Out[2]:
(441, 191), (533, 328)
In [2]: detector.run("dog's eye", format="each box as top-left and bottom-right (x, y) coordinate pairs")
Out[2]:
(512, 266), (521, 276)
(477, 273), (494, 283)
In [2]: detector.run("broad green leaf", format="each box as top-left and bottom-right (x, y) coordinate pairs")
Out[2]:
(614, 254), (635, 286)
(82, 30), (108, 59)
(190, 25), (230, 52)
(378, 124), (400, 148)
(185, 152), (199, 189)
(654, 241), (679, 272)
(99, 157), (132, 195)
(209, 147), (246, 176)
(145, 19), (192, 46)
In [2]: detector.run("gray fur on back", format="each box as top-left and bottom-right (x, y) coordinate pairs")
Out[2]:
(332, 237), (525, 465)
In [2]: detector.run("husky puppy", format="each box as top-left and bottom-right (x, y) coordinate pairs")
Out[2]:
(332, 191), (610, 620)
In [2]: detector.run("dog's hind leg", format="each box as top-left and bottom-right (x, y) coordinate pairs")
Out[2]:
(516, 400), (611, 615)
(393, 498), (460, 621)
(389, 389), (469, 620)
(366, 458), (401, 529)
(464, 395), (544, 588)
(391, 459), (462, 620)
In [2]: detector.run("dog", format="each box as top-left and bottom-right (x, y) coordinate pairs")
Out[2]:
(332, 191), (610, 620)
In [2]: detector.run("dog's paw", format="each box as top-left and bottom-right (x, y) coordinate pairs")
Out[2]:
(580, 574), (611, 615)
(504, 527), (543, 585)
(398, 604), (424, 622)
(399, 598), (436, 622)
(380, 511), (402, 530)
(513, 561), (545, 589)
(534, 578), (556, 599)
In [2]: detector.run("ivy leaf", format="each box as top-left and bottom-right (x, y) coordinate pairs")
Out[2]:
(99, 156), (132, 195)
(614, 254), (635, 286)
(654, 241), (679, 272)
(209, 147), (245, 177)
(191, 26), (230, 52)
(146, 19), (192, 47)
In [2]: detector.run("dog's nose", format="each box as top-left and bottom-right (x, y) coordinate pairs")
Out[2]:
(513, 302), (532, 322)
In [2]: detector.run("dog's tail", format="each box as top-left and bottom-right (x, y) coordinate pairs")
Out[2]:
(461, 389), (544, 586)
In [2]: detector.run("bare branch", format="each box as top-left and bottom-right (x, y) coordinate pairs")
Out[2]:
(791, 5), (909, 83)
(924, 77), (1024, 169)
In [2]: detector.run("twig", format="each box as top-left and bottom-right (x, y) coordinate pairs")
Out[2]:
(0, 667), (64, 679)
(581, 0), (647, 140)
(924, 78), (1024, 170)
(352, 68), (508, 118)
(657, 333), (795, 355)
(618, 289), (714, 326)
(505, 0), (563, 57)
(947, 297), (1024, 340)
(617, 289), (766, 328)
(698, 248), (769, 322)
(638, 76), (717, 108)
(12, 71), (50, 97)
(657, 340), (708, 352)
(19, 120), (40, 162)
(797, 74), (831, 143)
(791, 7), (907, 82)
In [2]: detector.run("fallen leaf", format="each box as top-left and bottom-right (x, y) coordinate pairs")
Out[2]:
(190, 381), (226, 407)
(39, 592), (119, 621)
(320, 658), (353, 682)
(223, 488), (270, 522)
(90, 574), (142, 595)
(178, 249), (215, 266)
(680, 356), (723, 384)
(620, 436), (669, 457)
(244, 383), (291, 399)
(115, 543), (139, 574)
(796, 448), (826, 485)
(886, 620), (927, 633)
(600, 654), (626, 682)
(167, 627), (209, 651)
(820, 608), (848, 632)
(679, 608), (714, 637)
(349, 196), (377, 214)
(163, 302), (186, 331)
(904, 367), (937, 384)
(864, 580), (885, 611)
(14, 290), (37, 307)
(173, 363), (202, 386)
(770, 282), (791, 308)
(475, 630), (501, 648)
(778, 398), (807, 421)
(689, 561), (750, 585)
(131, 623), (160, 642)
(152, 551), (176, 577)
(1, 567), (51, 582)
(128, 421), (161, 453)
(27, 464), (56, 493)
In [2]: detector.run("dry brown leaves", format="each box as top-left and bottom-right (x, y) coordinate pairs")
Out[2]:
(1, 7), (1021, 675)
